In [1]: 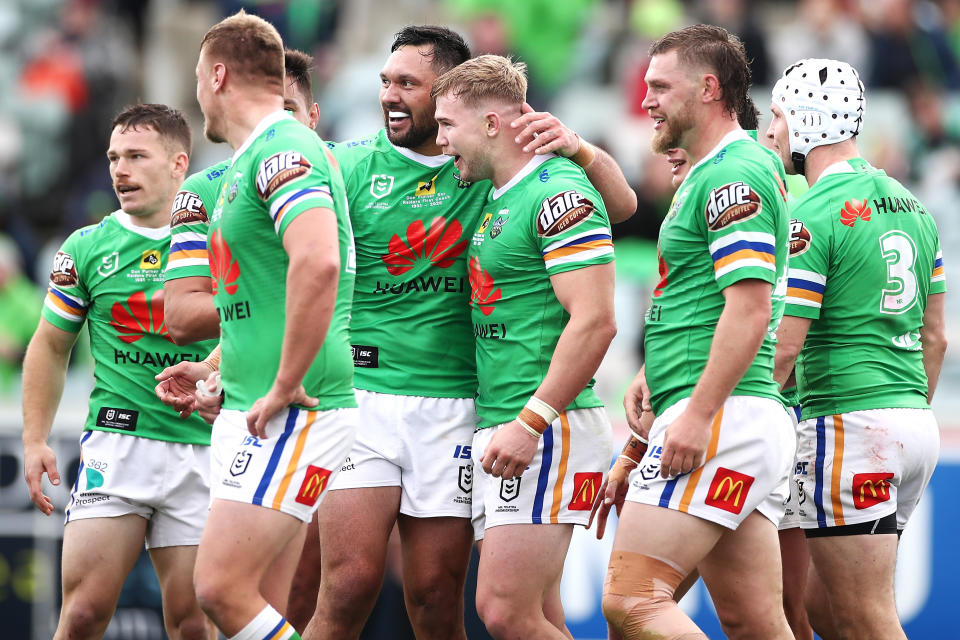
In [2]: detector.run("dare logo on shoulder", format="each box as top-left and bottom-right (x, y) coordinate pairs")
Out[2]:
(256, 151), (312, 200)
(705, 182), (761, 230)
(788, 218), (812, 256)
(537, 190), (595, 237)
(171, 190), (208, 226)
(50, 251), (78, 287)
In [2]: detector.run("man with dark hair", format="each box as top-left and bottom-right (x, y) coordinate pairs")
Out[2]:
(303, 24), (636, 640)
(22, 103), (216, 640)
(189, 12), (356, 640)
(602, 25), (795, 639)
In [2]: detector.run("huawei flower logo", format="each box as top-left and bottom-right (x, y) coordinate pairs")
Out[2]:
(840, 199), (871, 227)
(210, 229), (240, 295)
(468, 256), (501, 316)
(381, 217), (468, 276)
(110, 291), (173, 343)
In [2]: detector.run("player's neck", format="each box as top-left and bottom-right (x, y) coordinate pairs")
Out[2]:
(125, 207), (170, 229)
(804, 140), (860, 186)
(407, 138), (444, 157)
(684, 112), (740, 168)
(490, 145), (535, 190)
(223, 92), (285, 150)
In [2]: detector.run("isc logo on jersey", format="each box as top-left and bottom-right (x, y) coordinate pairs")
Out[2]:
(537, 190), (595, 237)
(788, 219), (812, 256)
(705, 182), (761, 230)
(51, 251), (79, 287)
(171, 191), (208, 226)
(256, 151), (312, 200)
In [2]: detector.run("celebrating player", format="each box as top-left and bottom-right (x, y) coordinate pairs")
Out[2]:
(769, 58), (945, 640)
(189, 12), (356, 640)
(431, 54), (617, 639)
(22, 104), (216, 640)
(603, 25), (795, 640)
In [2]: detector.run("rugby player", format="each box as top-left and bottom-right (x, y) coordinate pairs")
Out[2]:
(303, 25), (635, 640)
(601, 25), (795, 640)
(431, 54), (617, 639)
(769, 58), (945, 640)
(22, 104), (216, 639)
(189, 12), (356, 640)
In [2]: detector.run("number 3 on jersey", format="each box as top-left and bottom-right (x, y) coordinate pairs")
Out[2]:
(879, 230), (918, 314)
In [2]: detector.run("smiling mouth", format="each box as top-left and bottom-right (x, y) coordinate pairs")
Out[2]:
(388, 110), (410, 125)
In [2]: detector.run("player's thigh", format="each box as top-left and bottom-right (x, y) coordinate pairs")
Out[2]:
(317, 485), (401, 577)
(149, 545), (205, 619)
(805, 532), (898, 605)
(477, 523), (573, 602)
(261, 521), (308, 613)
(611, 501), (722, 577)
(61, 514), (147, 604)
(397, 514), (473, 589)
(699, 511), (785, 622)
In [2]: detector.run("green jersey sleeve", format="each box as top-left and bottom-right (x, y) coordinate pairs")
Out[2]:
(165, 160), (230, 281)
(254, 139), (338, 239)
(785, 211), (830, 320)
(42, 230), (92, 332)
(536, 186), (614, 275)
(930, 237), (946, 294)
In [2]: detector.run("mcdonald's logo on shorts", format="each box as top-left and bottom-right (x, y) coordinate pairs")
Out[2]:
(704, 467), (755, 515)
(852, 472), (894, 510)
(295, 465), (332, 507)
(569, 472), (603, 511)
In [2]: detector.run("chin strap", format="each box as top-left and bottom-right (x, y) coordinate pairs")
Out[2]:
(792, 151), (807, 176)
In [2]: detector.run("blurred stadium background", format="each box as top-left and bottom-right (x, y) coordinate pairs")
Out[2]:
(1, 0), (959, 637)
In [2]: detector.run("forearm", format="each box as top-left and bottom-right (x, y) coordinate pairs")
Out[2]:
(921, 336), (946, 401)
(22, 339), (70, 447)
(577, 144), (637, 224)
(687, 305), (767, 418)
(273, 261), (338, 391)
(533, 313), (616, 412)
(164, 287), (220, 345)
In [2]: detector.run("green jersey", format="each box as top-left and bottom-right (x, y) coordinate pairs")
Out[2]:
(784, 158), (945, 419)
(644, 131), (790, 415)
(329, 129), (488, 398)
(164, 159), (230, 281)
(469, 155), (614, 428)
(210, 112), (355, 411)
(42, 211), (217, 445)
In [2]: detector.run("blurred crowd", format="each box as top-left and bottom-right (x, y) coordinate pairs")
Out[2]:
(1, 0), (960, 393)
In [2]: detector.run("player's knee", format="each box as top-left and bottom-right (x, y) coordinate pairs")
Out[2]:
(476, 595), (529, 638)
(60, 596), (114, 636)
(168, 611), (214, 640)
(193, 571), (231, 620)
(320, 564), (383, 613)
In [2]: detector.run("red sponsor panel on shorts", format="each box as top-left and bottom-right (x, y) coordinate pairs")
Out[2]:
(704, 467), (755, 515)
(852, 472), (893, 510)
(569, 472), (603, 511)
(295, 465), (332, 507)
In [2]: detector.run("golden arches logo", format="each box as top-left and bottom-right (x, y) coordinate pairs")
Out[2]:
(713, 476), (746, 507)
(295, 466), (332, 507)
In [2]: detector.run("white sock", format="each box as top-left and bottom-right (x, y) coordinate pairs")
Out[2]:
(229, 604), (299, 640)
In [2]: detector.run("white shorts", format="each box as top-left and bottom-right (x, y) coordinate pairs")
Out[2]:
(64, 430), (210, 549)
(210, 406), (357, 523)
(626, 396), (795, 530)
(794, 408), (939, 531)
(779, 405), (804, 531)
(328, 389), (478, 518)
(471, 407), (614, 540)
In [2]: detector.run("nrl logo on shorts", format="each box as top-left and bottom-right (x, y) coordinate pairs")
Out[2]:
(458, 464), (473, 493)
(256, 151), (312, 200)
(230, 450), (252, 477)
(705, 182), (761, 230)
(370, 173), (394, 199)
(499, 477), (521, 502)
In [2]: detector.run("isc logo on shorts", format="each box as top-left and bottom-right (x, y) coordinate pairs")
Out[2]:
(704, 467), (755, 515)
(295, 465), (332, 507)
(852, 472), (893, 510)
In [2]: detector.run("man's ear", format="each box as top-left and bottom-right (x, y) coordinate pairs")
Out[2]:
(701, 73), (722, 105)
(484, 111), (502, 138)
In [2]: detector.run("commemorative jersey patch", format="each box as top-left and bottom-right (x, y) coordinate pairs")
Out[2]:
(51, 251), (79, 287)
(352, 344), (379, 368)
(537, 190), (595, 237)
(256, 151), (312, 200)
(788, 219), (812, 256)
(171, 190), (208, 226)
(95, 407), (139, 432)
(705, 182), (762, 230)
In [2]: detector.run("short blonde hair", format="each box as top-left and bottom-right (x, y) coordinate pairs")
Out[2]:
(201, 10), (284, 83)
(431, 54), (527, 107)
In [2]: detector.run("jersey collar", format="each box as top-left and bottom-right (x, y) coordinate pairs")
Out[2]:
(231, 110), (294, 163)
(385, 132), (450, 168)
(491, 153), (554, 200)
(819, 158), (866, 179)
(686, 128), (752, 178)
(112, 210), (170, 239)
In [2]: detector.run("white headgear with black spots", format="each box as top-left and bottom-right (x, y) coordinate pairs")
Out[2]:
(771, 59), (865, 175)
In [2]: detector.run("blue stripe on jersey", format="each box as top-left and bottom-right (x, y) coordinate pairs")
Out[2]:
(710, 240), (775, 261)
(170, 240), (207, 252)
(935, 257), (944, 268)
(540, 233), (611, 256)
(253, 408), (299, 506)
(659, 475), (680, 508)
(793, 405), (802, 422)
(66, 431), (95, 522)
(787, 278), (826, 294)
(532, 425), (554, 524)
(814, 416), (827, 528)
(264, 619), (286, 640)
(50, 287), (84, 309)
